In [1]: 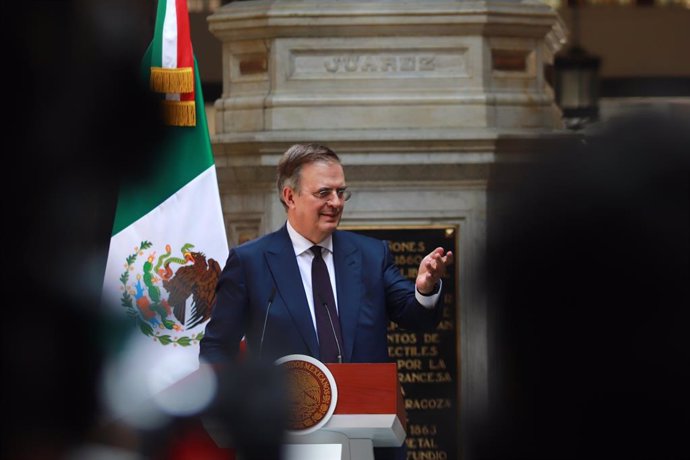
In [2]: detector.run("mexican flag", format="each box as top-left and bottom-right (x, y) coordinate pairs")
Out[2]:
(101, 0), (228, 419)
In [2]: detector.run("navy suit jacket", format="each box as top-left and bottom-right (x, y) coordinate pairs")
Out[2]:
(200, 225), (442, 364)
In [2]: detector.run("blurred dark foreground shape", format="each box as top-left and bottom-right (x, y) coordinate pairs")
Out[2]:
(4, 1), (159, 459)
(3, 2), (288, 459)
(476, 111), (689, 460)
(139, 360), (288, 460)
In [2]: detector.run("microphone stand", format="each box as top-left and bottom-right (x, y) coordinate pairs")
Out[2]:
(258, 287), (276, 360)
(323, 302), (343, 364)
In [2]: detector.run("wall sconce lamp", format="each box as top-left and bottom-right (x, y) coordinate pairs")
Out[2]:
(553, 3), (601, 130)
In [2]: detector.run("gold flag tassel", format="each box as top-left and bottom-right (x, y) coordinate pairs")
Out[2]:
(150, 67), (194, 94)
(161, 100), (196, 127)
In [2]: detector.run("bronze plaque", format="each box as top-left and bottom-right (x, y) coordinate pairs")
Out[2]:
(344, 226), (458, 460)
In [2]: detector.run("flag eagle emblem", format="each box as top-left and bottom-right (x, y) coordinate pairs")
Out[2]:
(119, 241), (221, 346)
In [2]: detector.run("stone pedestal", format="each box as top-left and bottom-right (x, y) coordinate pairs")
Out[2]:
(209, 0), (565, 235)
(208, 1), (566, 458)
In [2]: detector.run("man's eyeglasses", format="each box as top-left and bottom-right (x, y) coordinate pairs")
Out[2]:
(311, 188), (352, 202)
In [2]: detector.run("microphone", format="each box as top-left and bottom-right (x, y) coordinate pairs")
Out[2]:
(321, 300), (343, 364)
(259, 286), (276, 360)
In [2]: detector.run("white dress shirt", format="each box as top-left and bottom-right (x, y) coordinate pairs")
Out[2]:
(286, 221), (338, 333)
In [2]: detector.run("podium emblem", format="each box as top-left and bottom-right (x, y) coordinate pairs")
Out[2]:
(276, 354), (338, 435)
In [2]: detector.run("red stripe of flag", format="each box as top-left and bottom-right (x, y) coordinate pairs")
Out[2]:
(176, 0), (195, 102)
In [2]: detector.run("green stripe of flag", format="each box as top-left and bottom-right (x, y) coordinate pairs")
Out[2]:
(111, 51), (213, 236)
(150, 0), (168, 68)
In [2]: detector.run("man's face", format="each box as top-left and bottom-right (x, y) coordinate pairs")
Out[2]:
(284, 160), (347, 244)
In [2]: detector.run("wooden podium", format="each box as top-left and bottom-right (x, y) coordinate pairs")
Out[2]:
(283, 362), (407, 460)
(204, 361), (406, 460)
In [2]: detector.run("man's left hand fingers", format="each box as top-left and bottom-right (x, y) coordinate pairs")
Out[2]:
(417, 248), (453, 292)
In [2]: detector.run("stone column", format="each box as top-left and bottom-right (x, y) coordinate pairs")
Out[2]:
(208, 1), (565, 458)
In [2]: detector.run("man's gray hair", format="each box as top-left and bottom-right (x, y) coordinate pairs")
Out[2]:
(276, 143), (341, 209)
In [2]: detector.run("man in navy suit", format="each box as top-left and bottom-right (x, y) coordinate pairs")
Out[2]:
(200, 143), (453, 364)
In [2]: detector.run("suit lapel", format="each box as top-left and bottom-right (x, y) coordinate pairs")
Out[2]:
(265, 226), (319, 358)
(333, 231), (362, 362)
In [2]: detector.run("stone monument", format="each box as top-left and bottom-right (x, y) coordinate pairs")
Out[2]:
(208, 1), (566, 458)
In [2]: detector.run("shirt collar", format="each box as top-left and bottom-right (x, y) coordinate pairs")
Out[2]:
(286, 220), (334, 256)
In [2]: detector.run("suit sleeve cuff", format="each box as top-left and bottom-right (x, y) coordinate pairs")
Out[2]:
(415, 280), (442, 309)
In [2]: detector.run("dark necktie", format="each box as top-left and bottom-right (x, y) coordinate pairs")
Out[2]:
(311, 246), (344, 363)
